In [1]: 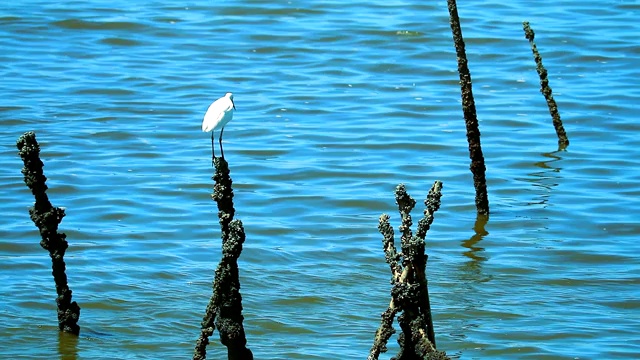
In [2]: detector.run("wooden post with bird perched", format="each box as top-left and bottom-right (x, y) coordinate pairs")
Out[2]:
(195, 96), (252, 359)
(202, 92), (236, 164)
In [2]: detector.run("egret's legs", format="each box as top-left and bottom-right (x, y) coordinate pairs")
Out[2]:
(210, 131), (216, 167)
(219, 127), (225, 159)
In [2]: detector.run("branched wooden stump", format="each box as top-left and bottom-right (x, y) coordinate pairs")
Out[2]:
(369, 182), (449, 360)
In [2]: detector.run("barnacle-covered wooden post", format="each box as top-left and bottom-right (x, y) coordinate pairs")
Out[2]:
(447, 0), (490, 216)
(194, 157), (253, 360)
(369, 182), (449, 360)
(523, 21), (570, 149)
(16, 131), (81, 335)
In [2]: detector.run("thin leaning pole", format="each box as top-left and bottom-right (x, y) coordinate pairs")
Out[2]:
(446, 0), (490, 215)
(523, 21), (570, 148)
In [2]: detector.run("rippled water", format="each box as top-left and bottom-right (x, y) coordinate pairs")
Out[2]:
(2, 1), (639, 359)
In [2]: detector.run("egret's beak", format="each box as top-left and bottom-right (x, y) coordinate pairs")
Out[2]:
(232, 101), (236, 110)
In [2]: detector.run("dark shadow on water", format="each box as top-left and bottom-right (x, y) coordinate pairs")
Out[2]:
(58, 331), (78, 360)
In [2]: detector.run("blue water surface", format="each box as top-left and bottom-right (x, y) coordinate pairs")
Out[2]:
(1, 1), (639, 359)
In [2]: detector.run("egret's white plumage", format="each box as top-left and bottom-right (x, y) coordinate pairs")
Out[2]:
(202, 92), (235, 162)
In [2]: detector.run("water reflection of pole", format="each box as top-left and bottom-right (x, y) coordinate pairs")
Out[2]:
(461, 214), (489, 264)
(525, 151), (564, 207)
(58, 331), (79, 360)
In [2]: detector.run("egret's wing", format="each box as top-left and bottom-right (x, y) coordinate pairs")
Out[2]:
(202, 98), (228, 132)
(217, 98), (235, 127)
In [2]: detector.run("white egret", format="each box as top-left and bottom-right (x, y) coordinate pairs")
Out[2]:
(202, 92), (236, 163)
